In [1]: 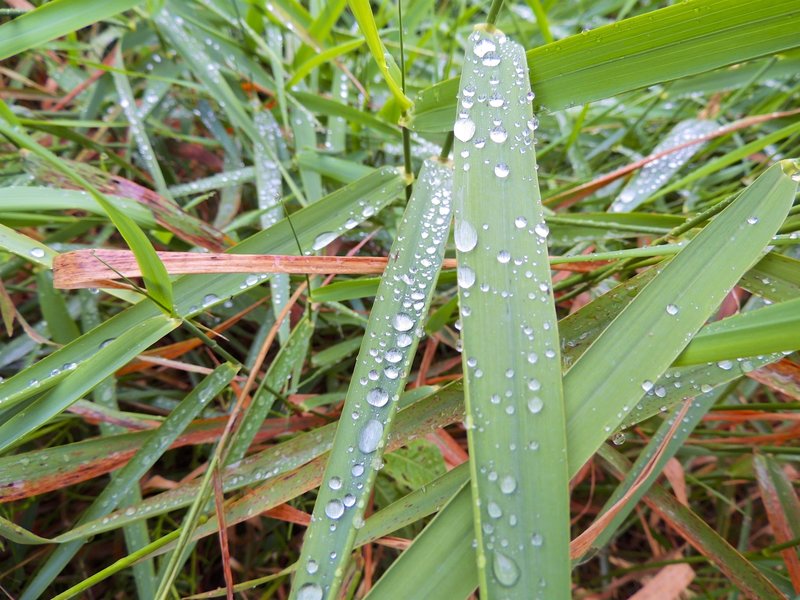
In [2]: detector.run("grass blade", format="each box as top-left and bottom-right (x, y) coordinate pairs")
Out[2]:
(453, 27), (569, 596)
(290, 158), (453, 599)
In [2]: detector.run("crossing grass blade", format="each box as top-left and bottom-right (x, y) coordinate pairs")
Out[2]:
(289, 158), (453, 600)
(453, 27), (569, 597)
(409, 0), (800, 132)
(19, 364), (238, 600)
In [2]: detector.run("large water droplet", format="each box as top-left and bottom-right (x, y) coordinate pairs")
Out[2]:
(392, 313), (414, 332)
(493, 551), (520, 587)
(358, 419), (383, 453)
(454, 118), (476, 142)
(482, 52), (501, 67)
(490, 126), (508, 143)
(500, 475), (517, 494)
(325, 499), (345, 519)
(297, 583), (323, 600)
(494, 163), (510, 178)
(497, 250), (511, 264)
(312, 231), (337, 251)
(528, 397), (543, 414)
(534, 222), (549, 238)
(457, 265), (476, 289)
(454, 220), (478, 252)
(328, 476), (342, 490)
(473, 38), (496, 58)
(29, 248), (46, 259)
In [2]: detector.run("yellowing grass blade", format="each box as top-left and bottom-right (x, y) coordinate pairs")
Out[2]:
(453, 27), (569, 597)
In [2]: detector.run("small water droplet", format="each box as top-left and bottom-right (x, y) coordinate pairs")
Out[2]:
(497, 250), (511, 264)
(746, 216), (759, 225)
(531, 533), (543, 547)
(306, 559), (319, 574)
(29, 248), (46, 258)
(514, 216), (527, 229)
(641, 380), (654, 392)
(328, 476), (342, 490)
(717, 360), (733, 371)
(666, 303), (679, 315)
(528, 397), (543, 414)
(352, 463), (365, 477)
(500, 475), (517, 494)
(457, 265), (476, 289)
(534, 222), (549, 237)
(494, 163), (509, 178)
(612, 432), (626, 445)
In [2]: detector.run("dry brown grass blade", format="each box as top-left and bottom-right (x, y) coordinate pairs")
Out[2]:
(545, 108), (800, 209)
(746, 358), (800, 400)
(628, 563), (695, 600)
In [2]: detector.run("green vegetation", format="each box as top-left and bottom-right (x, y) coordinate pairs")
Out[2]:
(1, 0), (799, 598)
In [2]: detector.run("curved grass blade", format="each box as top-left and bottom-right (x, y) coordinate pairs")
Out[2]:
(0, 116), (174, 311)
(290, 158), (453, 600)
(20, 363), (238, 600)
(453, 27), (569, 597)
(608, 119), (719, 213)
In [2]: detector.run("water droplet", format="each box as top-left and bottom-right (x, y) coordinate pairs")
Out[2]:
(29, 248), (45, 258)
(700, 383), (713, 393)
(717, 360), (733, 371)
(396, 333), (413, 348)
(666, 303), (679, 315)
(306, 559), (319, 574)
(493, 551), (520, 587)
(482, 53), (501, 67)
(612, 432), (626, 445)
(343, 494), (356, 507)
(514, 216), (527, 229)
(312, 231), (337, 251)
(457, 265), (476, 289)
(528, 397), (543, 414)
(747, 216), (759, 225)
(641, 380), (654, 392)
(454, 118), (476, 142)
(473, 38), (496, 58)
(531, 533), (543, 547)
(497, 250), (511, 264)
(454, 220), (478, 252)
(328, 476), (342, 490)
(325, 499), (345, 519)
(392, 313), (414, 332)
(488, 501), (503, 519)
(297, 583), (323, 600)
(534, 222), (549, 237)
(351, 463), (365, 477)
(385, 349), (402, 363)
(500, 475), (517, 494)
(494, 163), (509, 178)
(358, 419), (383, 453)
(490, 126), (508, 143)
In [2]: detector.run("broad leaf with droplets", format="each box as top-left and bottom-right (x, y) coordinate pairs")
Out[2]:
(290, 158), (453, 600)
(453, 27), (570, 598)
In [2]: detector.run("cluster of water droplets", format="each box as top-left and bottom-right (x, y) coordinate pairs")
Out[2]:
(609, 119), (719, 213)
(294, 162), (453, 595)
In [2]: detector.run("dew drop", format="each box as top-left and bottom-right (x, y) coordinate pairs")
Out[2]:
(612, 432), (626, 445)
(325, 499), (345, 519)
(297, 583), (323, 600)
(454, 118), (476, 142)
(306, 559), (319, 574)
(746, 216), (759, 225)
(482, 53), (501, 67)
(487, 501), (503, 519)
(312, 231), (337, 251)
(493, 551), (520, 587)
(392, 313), (414, 332)
(500, 475), (517, 494)
(531, 533), (544, 547)
(514, 216), (527, 229)
(490, 126), (508, 143)
(494, 163), (510, 178)
(358, 419), (383, 453)
(717, 360), (733, 371)
(473, 38), (496, 58)
(641, 380), (654, 393)
(351, 463), (365, 477)
(454, 220), (478, 252)
(457, 265), (476, 289)
(528, 397), (543, 414)
(396, 333), (413, 348)
(496, 250), (511, 264)
(700, 383), (713, 393)
(328, 476), (342, 490)
(665, 303), (679, 316)
(385, 349), (402, 363)
(29, 248), (46, 258)
(534, 222), (549, 238)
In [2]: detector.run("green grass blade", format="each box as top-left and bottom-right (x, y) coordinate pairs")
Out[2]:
(290, 158), (453, 600)
(409, 0), (800, 132)
(346, 0), (412, 112)
(453, 27), (569, 596)
(564, 161), (798, 469)
(0, 0), (142, 60)
(0, 117), (174, 311)
(20, 363), (238, 600)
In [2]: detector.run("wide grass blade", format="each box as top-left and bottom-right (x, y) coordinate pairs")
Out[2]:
(290, 158), (453, 599)
(452, 27), (569, 597)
